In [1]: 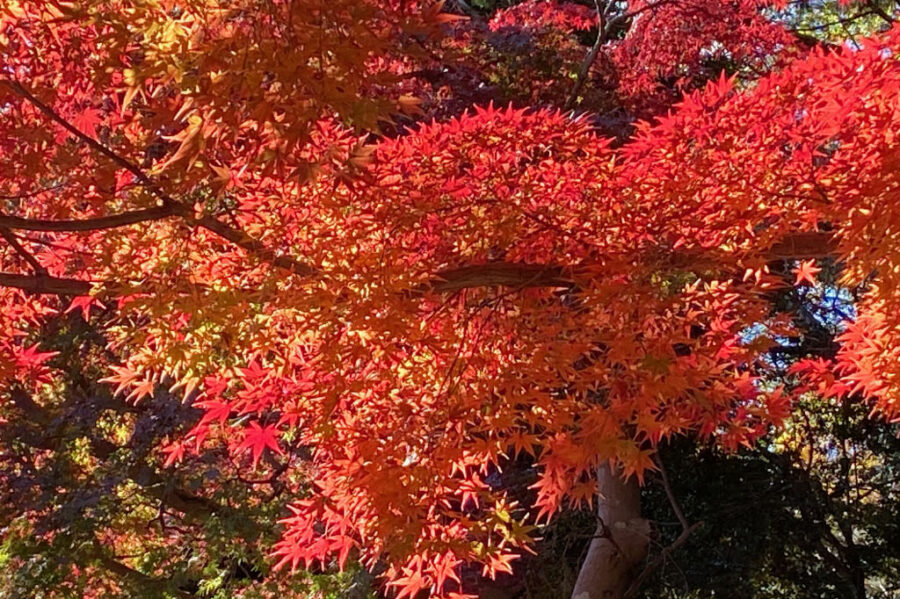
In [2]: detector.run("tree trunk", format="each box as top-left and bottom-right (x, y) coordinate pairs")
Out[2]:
(571, 464), (650, 599)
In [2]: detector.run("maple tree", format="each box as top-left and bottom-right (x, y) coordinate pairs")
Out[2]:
(1, 1), (900, 598)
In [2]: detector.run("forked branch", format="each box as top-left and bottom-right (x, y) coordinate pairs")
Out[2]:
(0, 79), (317, 277)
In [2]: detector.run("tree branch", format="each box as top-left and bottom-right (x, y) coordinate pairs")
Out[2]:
(623, 521), (702, 599)
(0, 79), (318, 276)
(90, 547), (196, 599)
(0, 232), (839, 297)
(564, 0), (680, 109)
(788, 9), (878, 33)
(656, 454), (689, 531)
(615, 0), (678, 23)
(428, 262), (573, 293)
(0, 183), (66, 200)
(0, 228), (48, 274)
(565, 0), (607, 110)
(622, 451), (702, 598)
(0, 272), (92, 295)
(865, 0), (895, 25)
(1, 80), (168, 197)
(0, 80), (842, 297)
(0, 206), (178, 232)
(192, 214), (317, 276)
(7, 387), (254, 526)
(769, 231), (836, 259)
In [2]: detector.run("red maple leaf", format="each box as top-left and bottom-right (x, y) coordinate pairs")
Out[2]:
(65, 296), (103, 320)
(72, 107), (103, 136)
(16, 344), (58, 369)
(236, 422), (284, 468)
(195, 398), (233, 426)
(161, 441), (186, 468)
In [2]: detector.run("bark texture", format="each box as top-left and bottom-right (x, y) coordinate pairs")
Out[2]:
(571, 464), (650, 599)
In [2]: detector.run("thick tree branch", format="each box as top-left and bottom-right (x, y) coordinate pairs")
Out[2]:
(0, 232), (839, 297)
(428, 262), (572, 293)
(0, 80), (842, 296)
(430, 232), (837, 292)
(769, 231), (836, 259)
(0, 206), (178, 232)
(98, 557), (196, 598)
(191, 214), (317, 276)
(0, 271), (93, 295)
(87, 544), (196, 599)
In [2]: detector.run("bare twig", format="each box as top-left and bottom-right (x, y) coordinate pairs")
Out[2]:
(564, 0), (678, 110)
(450, 0), (479, 19)
(620, 451), (702, 598)
(1, 80), (169, 199)
(616, 0), (678, 23)
(623, 521), (703, 598)
(0, 182), (67, 200)
(788, 10), (878, 33)
(656, 454), (689, 531)
(866, 0), (895, 25)
(565, 0), (607, 110)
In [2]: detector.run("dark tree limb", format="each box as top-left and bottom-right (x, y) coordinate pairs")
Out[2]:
(0, 206), (178, 232)
(7, 387), (254, 526)
(0, 271), (93, 295)
(866, 0), (895, 25)
(0, 231), (839, 297)
(428, 262), (573, 293)
(97, 555), (196, 599)
(565, 0), (609, 110)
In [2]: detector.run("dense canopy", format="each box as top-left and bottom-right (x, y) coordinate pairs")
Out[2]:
(1, 1), (899, 598)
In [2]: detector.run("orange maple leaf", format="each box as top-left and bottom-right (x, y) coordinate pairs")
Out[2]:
(793, 259), (822, 286)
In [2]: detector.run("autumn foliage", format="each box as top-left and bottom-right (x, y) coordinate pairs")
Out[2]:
(2, 1), (900, 597)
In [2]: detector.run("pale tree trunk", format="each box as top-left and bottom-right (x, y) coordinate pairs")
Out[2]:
(571, 464), (650, 599)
